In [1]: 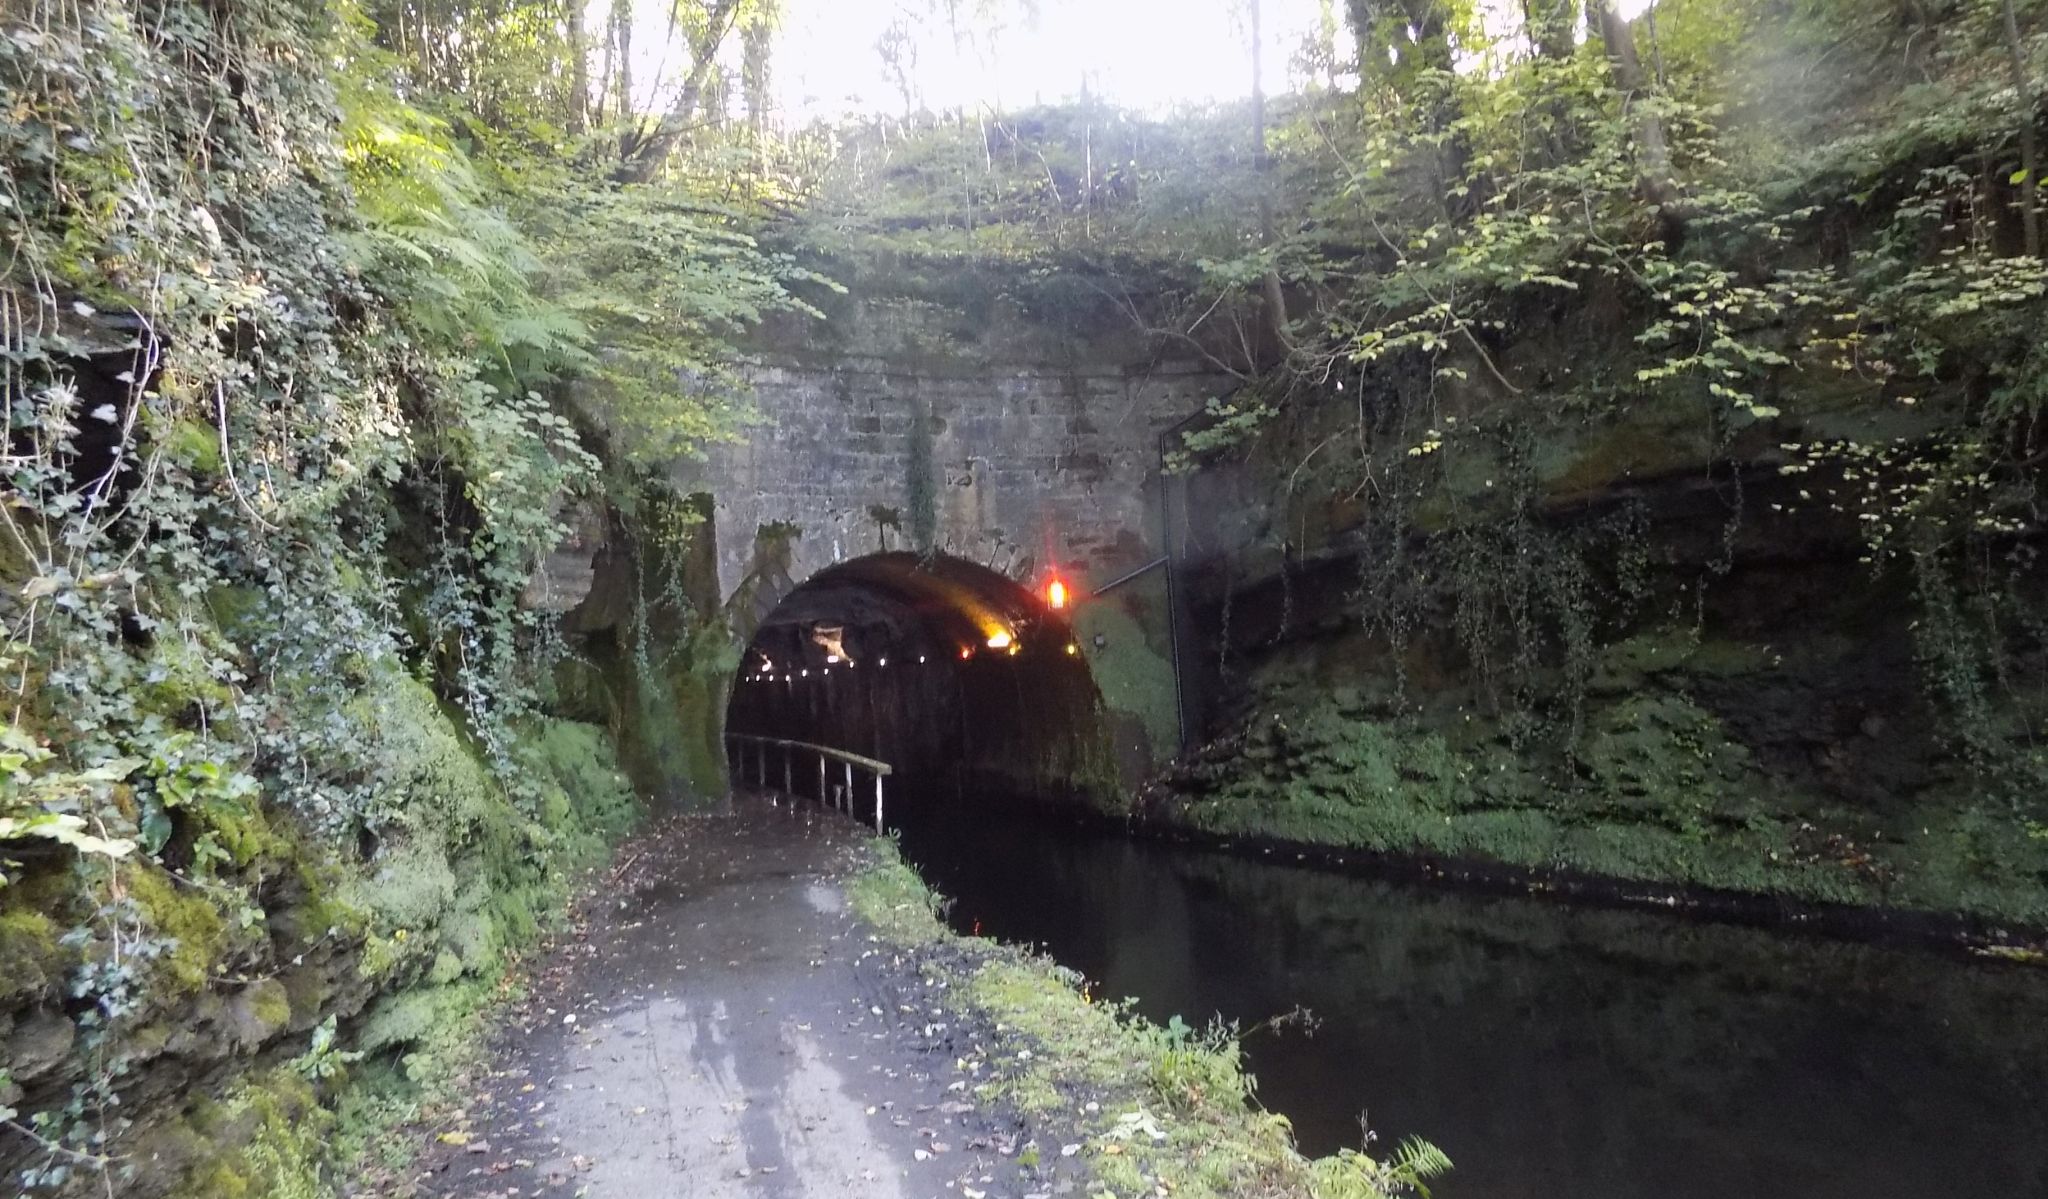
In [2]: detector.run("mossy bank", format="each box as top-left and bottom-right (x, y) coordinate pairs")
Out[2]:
(847, 845), (1451, 1199)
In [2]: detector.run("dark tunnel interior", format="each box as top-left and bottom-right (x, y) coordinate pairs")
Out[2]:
(723, 551), (1115, 810)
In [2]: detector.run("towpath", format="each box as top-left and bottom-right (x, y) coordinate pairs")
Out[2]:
(363, 795), (1080, 1199)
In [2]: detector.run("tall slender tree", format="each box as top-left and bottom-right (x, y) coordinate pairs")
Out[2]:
(568, 0), (591, 133)
(1524, 0), (1578, 60)
(1590, 0), (1679, 223)
(613, 0), (758, 182)
(1251, 0), (1292, 350)
(1346, 0), (1475, 220)
(2001, 0), (2043, 257)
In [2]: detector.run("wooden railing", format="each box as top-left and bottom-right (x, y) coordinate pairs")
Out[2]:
(725, 732), (893, 833)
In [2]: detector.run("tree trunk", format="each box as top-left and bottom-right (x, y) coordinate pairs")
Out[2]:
(614, 2), (633, 122)
(1343, 0), (1477, 218)
(1592, 0), (1680, 222)
(743, 16), (773, 133)
(1408, 1), (1477, 219)
(1253, 0), (1267, 157)
(1523, 0), (1577, 60)
(1345, 0), (1381, 86)
(2002, 0), (2043, 257)
(613, 0), (748, 184)
(1252, 0), (1292, 353)
(567, 0), (590, 134)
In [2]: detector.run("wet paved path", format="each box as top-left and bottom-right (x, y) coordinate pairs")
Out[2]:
(386, 796), (1063, 1199)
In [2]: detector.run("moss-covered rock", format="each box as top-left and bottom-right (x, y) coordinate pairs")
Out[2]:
(356, 983), (469, 1055)
(126, 867), (231, 994)
(520, 718), (639, 858)
(3, 1010), (75, 1084)
(224, 980), (293, 1052)
(354, 837), (459, 935)
(0, 908), (66, 1008)
(169, 1071), (329, 1199)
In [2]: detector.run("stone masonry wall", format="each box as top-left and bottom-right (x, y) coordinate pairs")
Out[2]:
(675, 290), (1233, 605)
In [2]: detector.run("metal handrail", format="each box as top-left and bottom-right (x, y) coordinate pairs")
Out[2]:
(725, 732), (892, 832)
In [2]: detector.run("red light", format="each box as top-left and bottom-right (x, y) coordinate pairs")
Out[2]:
(959, 646), (973, 660)
(1047, 579), (1068, 610)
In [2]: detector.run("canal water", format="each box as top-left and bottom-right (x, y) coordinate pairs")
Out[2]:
(892, 806), (2048, 1199)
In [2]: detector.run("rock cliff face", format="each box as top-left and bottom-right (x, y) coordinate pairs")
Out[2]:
(1140, 311), (2048, 930)
(0, 687), (638, 1196)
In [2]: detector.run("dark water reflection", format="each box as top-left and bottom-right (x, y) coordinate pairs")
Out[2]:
(893, 806), (2048, 1199)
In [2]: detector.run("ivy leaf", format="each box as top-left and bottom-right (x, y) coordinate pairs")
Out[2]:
(0, 814), (136, 859)
(76, 757), (144, 784)
(2011, 169), (2031, 186)
(139, 805), (174, 856)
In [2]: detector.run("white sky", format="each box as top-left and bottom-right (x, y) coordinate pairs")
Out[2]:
(770, 0), (1331, 120)
(615, 0), (1664, 122)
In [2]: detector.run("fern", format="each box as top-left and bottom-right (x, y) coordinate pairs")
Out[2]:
(1385, 1137), (1455, 1195)
(1309, 1137), (1454, 1199)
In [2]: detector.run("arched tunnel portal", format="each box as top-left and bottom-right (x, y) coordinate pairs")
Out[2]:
(724, 552), (1119, 811)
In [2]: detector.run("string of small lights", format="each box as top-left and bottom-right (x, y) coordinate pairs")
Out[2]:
(735, 575), (1080, 683)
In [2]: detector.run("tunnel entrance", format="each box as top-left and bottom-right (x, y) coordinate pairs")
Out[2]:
(724, 551), (1117, 810)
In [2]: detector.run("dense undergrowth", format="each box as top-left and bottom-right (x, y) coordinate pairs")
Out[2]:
(848, 843), (1451, 1199)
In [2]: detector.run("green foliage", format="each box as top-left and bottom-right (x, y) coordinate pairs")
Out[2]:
(174, 1072), (331, 1199)
(906, 395), (939, 550)
(513, 175), (836, 466)
(1312, 1139), (1455, 1199)
(798, 100), (1270, 265)
(338, 23), (590, 387)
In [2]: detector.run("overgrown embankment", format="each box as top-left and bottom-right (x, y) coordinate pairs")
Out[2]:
(848, 845), (1450, 1199)
(1052, 3), (2048, 936)
(0, 3), (793, 1194)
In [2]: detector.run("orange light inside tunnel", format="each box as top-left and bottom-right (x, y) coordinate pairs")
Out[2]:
(985, 630), (1014, 650)
(959, 646), (974, 660)
(1047, 579), (1069, 610)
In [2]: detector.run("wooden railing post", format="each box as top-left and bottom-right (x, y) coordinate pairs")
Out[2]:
(726, 734), (892, 825)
